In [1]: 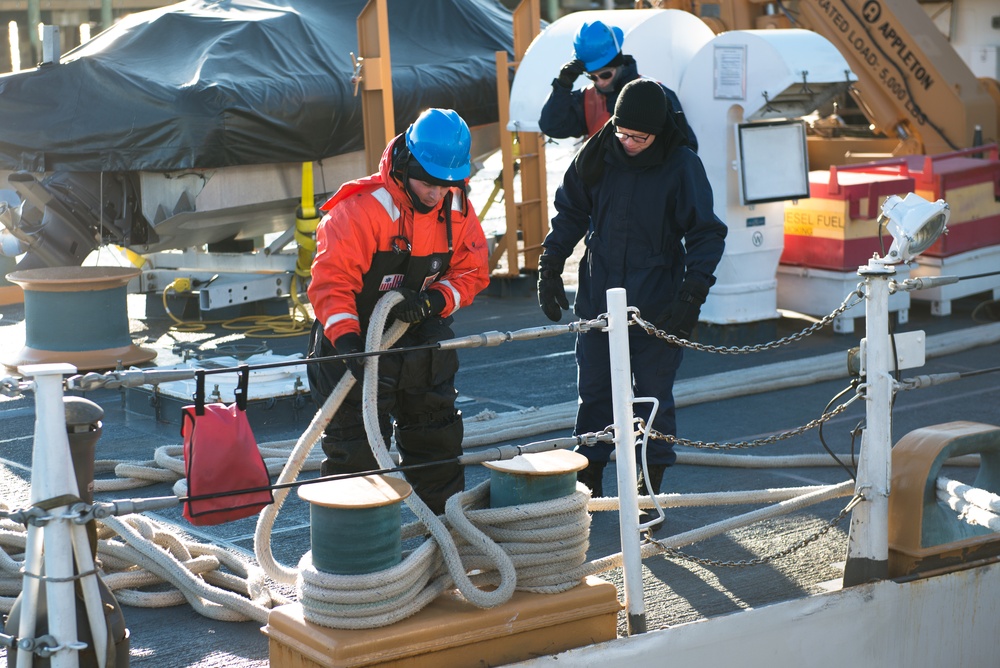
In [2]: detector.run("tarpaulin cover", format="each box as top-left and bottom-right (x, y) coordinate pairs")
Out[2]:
(0, 0), (514, 172)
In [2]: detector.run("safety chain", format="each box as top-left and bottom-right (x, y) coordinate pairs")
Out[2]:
(648, 494), (864, 568)
(1, 505), (55, 526)
(577, 427), (616, 446)
(0, 376), (29, 399)
(0, 630), (78, 657)
(1, 495), (91, 526)
(16, 634), (87, 659)
(65, 371), (123, 391)
(643, 391), (862, 450)
(630, 284), (865, 354)
(573, 316), (609, 333)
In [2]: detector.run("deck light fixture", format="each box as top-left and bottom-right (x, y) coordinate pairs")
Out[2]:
(879, 192), (950, 263)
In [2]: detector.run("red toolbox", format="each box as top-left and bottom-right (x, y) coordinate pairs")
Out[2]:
(782, 161), (916, 271)
(782, 144), (1000, 270)
(901, 145), (1000, 257)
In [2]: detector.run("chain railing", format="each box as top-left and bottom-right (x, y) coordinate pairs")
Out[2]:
(640, 388), (862, 451)
(0, 376), (29, 399)
(629, 283), (866, 354)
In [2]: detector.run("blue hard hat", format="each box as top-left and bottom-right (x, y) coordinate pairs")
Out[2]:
(405, 108), (472, 182)
(573, 21), (625, 72)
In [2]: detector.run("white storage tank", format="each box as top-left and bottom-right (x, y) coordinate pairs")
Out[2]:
(680, 29), (856, 324)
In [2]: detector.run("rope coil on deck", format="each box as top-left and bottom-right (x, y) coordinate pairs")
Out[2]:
(296, 480), (591, 629)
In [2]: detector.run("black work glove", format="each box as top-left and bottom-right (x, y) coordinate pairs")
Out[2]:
(333, 332), (365, 381)
(658, 280), (710, 341)
(389, 288), (445, 323)
(537, 255), (569, 322)
(555, 59), (586, 89)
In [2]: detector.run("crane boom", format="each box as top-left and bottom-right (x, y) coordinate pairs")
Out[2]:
(792, 0), (997, 154)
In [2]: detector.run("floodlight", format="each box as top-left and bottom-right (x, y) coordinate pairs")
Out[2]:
(878, 192), (950, 263)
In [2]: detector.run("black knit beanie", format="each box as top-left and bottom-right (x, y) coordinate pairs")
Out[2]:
(611, 79), (667, 135)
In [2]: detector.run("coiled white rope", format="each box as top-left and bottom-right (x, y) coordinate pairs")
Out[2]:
(97, 514), (284, 623)
(295, 480), (591, 629)
(253, 293), (409, 586)
(0, 506), (287, 622)
(455, 484), (590, 594)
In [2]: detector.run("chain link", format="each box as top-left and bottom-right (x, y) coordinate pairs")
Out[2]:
(648, 494), (863, 568)
(65, 371), (121, 392)
(630, 284), (865, 354)
(0, 376), (28, 399)
(642, 390), (862, 451)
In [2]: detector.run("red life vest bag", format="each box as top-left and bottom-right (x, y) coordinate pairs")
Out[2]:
(180, 369), (272, 525)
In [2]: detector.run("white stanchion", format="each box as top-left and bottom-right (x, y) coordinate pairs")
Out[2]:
(17, 363), (108, 668)
(606, 288), (646, 634)
(844, 263), (894, 585)
(20, 364), (80, 668)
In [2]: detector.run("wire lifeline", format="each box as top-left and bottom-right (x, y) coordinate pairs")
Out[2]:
(62, 318), (602, 392)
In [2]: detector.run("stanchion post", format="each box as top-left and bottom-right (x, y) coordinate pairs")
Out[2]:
(844, 261), (893, 585)
(19, 363), (82, 668)
(606, 288), (646, 634)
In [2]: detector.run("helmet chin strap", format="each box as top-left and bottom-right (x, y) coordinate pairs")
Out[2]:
(391, 142), (434, 215)
(406, 182), (436, 215)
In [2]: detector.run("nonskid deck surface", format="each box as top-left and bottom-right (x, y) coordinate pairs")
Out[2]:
(2, 281), (999, 666)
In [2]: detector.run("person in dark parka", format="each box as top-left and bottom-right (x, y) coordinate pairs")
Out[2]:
(536, 78), (727, 501)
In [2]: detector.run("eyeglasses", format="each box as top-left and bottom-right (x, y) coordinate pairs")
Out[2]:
(587, 69), (616, 82)
(614, 130), (651, 145)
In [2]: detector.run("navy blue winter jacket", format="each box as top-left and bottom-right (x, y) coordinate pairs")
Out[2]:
(542, 121), (726, 322)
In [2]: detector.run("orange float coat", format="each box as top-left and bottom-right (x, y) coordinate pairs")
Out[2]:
(308, 135), (490, 343)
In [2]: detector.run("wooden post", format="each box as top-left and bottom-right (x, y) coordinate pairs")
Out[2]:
(357, 0), (394, 175)
(491, 0), (547, 278)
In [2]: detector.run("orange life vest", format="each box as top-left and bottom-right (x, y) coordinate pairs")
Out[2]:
(583, 87), (611, 137)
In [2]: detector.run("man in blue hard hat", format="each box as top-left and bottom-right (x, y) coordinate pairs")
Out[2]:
(306, 108), (490, 515)
(538, 19), (697, 151)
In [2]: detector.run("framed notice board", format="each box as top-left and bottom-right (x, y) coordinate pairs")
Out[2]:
(736, 119), (810, 205)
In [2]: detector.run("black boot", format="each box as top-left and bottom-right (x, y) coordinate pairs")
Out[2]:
(638, 464), (668, 497)
(577, 461), (606, 498)
(319, 433), (380, 477)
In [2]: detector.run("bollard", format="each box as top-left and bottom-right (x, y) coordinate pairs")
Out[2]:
(4, 266), (155, 372)
(298, 475), (412, 575)
(484, 450), (589, 508)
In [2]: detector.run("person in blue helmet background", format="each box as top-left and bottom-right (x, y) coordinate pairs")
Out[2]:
(538, 19), (697, 151)
(306, 108), (490, 515)
(536, 79), (726, 514)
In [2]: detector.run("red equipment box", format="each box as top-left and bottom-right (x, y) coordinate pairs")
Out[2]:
(782, 163), (915, 271)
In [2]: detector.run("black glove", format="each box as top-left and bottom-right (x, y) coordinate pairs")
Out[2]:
(659, 280), (710, 341)
(333, 332), (365, 381)
(556, 59), (586, 89)
(389, 288), (445, 323)
(537, 255), (569, 322)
